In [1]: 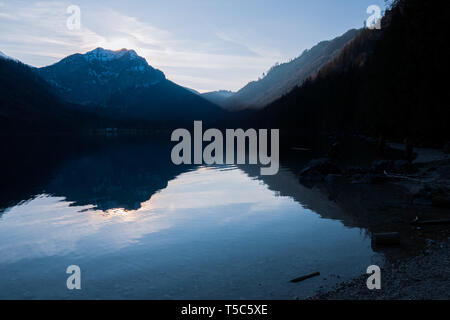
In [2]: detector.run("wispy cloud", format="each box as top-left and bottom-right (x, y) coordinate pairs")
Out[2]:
(0, 1), (283, 91)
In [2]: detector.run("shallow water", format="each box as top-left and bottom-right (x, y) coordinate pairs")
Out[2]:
(0, 138), (382, 299)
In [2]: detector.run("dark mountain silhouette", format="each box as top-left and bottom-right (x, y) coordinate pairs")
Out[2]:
(38, 48), (165, 106)
(256, 0), (449, 146)
(0, 136), (193, 213)
(0, 51), (17, 62)
(38, 48), (224, 125)
(45, 138), (193, 211)
(0, 57), (100, 133)
(211, 29), (360, 110)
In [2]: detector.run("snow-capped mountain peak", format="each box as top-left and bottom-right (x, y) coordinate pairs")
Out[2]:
(84, 47), (140, 62)
(38, 47), (166, 106)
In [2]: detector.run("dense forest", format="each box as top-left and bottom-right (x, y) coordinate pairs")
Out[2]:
(217, 29), (360, 110)
(0, 58), (103, 133)
(0, 57), (222, 133)
(255, 0), (449, 147)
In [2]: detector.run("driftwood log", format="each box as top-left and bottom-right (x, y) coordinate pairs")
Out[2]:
(290, 272), (320, 283)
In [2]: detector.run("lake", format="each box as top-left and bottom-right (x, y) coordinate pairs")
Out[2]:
(0, 136), (382, 299)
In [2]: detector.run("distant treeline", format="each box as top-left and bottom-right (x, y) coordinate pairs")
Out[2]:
(253, 0), (449, 146)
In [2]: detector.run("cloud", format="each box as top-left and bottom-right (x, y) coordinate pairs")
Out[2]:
(0, 1), (105, 65)
(0, 1), (283, 91)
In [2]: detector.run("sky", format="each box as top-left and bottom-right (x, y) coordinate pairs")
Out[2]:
(0, 0), (386, 93)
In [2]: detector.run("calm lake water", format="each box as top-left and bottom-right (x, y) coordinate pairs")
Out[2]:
(0, 137), (382, 299)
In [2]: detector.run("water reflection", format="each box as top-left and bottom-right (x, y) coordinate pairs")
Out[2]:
(0, 166), (290, 261)
(0, 137), (381, 299)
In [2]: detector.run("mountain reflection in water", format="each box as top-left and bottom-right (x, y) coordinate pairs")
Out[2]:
(0, 137), (381, 299)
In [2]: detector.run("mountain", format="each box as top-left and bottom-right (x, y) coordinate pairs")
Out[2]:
(217, 29), (361, 110)
(0, 57), (99, 133)
(257, 0), (450, 145)
(184, 87), (201, 95)
(38, 48), (165, 106)
(0, 51), (18, 62)
(38, 48), (223, 125)
(201, 90), (235, 106)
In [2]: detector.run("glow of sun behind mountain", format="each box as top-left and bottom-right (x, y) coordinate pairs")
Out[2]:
(100, 38), (138, 52)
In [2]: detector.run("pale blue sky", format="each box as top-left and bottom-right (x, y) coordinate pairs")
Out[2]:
(0, 0), (386, 92)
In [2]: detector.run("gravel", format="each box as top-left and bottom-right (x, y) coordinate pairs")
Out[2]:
(311, 239), (450, 300)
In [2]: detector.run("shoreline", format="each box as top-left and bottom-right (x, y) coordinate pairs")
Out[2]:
(304, 142), (450, 299)
(310, 238), (450, 300)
